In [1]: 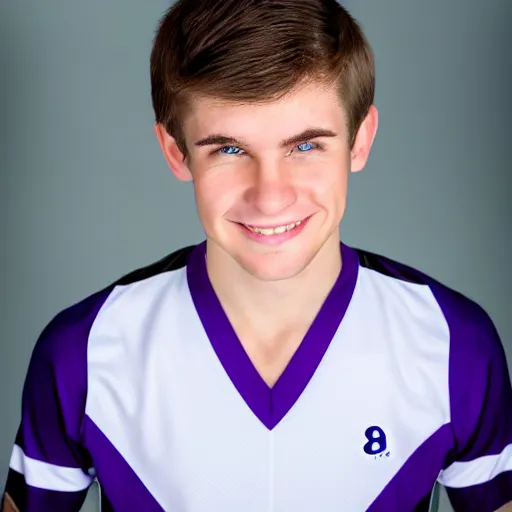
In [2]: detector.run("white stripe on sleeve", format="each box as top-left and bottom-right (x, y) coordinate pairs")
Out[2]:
(9, 444), (93, 492)
(438, 443), (512, 488)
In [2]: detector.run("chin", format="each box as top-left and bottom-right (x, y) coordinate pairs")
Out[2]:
(233, 251), (313, 282)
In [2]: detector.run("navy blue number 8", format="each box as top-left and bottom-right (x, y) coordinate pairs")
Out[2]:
(363, 426), (387, 455)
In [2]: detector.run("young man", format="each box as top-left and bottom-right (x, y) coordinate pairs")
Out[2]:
(2, 0), (511, 510)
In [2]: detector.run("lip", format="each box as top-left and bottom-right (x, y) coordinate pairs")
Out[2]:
(236, 215), (312, 247)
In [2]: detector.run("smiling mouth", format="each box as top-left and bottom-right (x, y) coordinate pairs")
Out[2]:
(241, 217), (309, 236)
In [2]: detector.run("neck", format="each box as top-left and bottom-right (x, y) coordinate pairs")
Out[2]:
(206, 234), (342, 336)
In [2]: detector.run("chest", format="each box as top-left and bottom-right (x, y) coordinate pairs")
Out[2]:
(84, 269), (452, 511)
(84, 326), (451, 512)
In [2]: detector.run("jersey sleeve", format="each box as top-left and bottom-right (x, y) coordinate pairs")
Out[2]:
(1, 292), (108, 512)
(436, 294), (512, 512)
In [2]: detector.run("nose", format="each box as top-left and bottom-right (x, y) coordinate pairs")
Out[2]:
(244, 159), (297, 216)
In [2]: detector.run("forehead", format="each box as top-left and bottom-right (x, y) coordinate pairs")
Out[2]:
(183, 82), (347, 144)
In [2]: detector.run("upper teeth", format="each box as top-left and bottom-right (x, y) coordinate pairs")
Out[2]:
(246, 220), (302, 236)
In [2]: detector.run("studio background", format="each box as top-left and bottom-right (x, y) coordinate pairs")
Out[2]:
(0, 1), (510, 511)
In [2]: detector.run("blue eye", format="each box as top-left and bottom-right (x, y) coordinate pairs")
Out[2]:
(218, 146), (245, 155)
(298, 142), (314, 152)
(297, 142), (317, 152)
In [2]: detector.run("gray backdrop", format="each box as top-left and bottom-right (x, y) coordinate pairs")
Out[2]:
(0, 1), (510, 511)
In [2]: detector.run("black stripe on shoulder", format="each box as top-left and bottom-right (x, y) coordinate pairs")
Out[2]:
(355, 248), (429, 285)
(112, 245), (196, 287)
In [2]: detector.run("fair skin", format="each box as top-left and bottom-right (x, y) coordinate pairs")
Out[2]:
(155, 80), (378, 386)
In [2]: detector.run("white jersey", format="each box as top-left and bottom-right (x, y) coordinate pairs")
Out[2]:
(3, 242), (512, 511)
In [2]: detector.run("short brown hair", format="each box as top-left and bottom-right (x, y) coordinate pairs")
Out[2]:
(150, 0), (375, 156)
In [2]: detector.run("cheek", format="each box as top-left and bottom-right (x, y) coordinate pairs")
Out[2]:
(192, 169), (244, 219)
(298, 159), (350, 198)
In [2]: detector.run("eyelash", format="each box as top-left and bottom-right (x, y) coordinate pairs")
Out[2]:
(215, 141), (324, 156)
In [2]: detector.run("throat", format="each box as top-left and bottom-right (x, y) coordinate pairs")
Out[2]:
(233, 325), (310, 388)
(217, 285), (333, 388)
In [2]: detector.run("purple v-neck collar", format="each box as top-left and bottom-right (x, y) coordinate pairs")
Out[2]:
(186, 241), (359, 430)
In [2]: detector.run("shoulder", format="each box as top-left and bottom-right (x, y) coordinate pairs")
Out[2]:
(31, 244), (197, 375)
(353, 246), (510, 447)
(14, 245), (197, 462)
(353, 246), (510, 455)
(353, 246), (501, 361)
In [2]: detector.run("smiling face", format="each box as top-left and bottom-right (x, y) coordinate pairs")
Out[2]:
(156, 81), (378, 282)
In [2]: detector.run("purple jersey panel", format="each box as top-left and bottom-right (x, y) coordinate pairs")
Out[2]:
(3, 288), (114, 511)
(431, 281), (512, 511)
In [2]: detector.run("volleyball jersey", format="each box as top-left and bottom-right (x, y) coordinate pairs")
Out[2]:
(3, 242), (512, 511)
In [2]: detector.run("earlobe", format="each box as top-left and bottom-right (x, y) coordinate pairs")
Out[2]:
(154, 124), (193, 182)
(350, 105), (379, 173)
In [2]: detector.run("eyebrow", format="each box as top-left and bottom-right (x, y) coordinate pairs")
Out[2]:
(193, 128), (338, 149)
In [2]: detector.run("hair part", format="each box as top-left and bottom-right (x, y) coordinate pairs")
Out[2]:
(150, 0), (375, 157)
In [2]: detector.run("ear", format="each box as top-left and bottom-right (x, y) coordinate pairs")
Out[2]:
(154, 124), (193, 182)
(350, 105), (379, 173)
